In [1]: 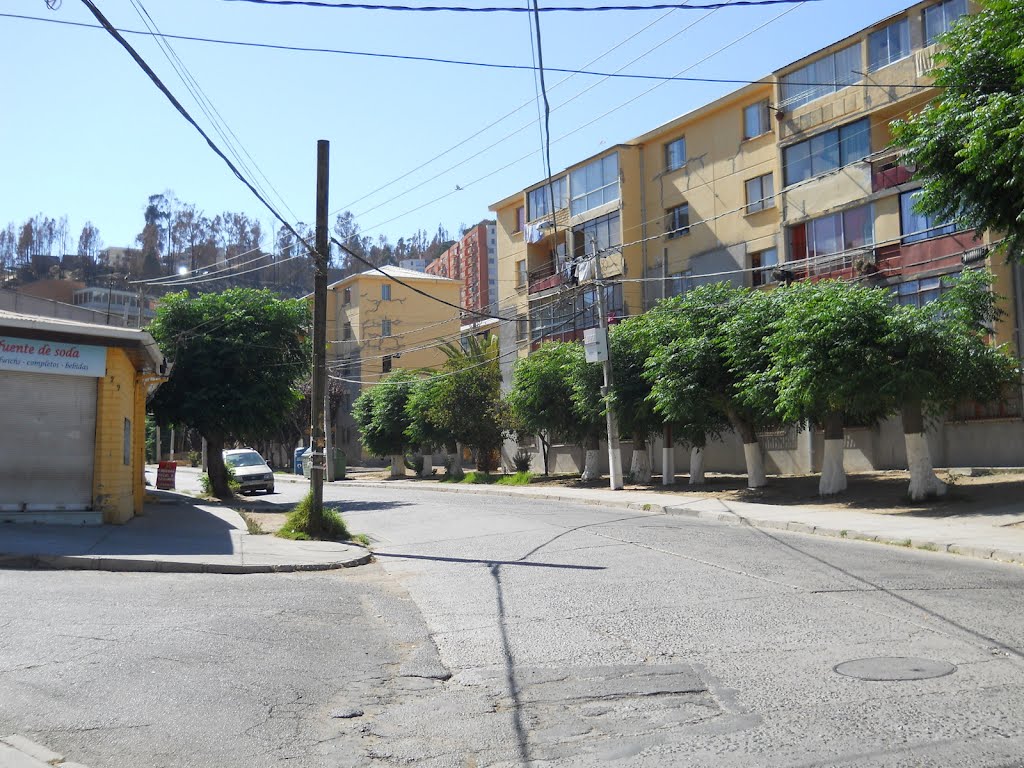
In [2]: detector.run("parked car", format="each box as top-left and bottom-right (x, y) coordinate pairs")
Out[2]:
(222, 449), (275, 494)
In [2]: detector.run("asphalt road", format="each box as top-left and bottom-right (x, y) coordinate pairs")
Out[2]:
(2, 479), (1023, 767)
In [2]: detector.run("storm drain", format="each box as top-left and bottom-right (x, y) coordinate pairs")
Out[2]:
(834, 656), (956, 681)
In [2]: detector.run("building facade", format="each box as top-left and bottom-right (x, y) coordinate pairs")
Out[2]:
(0, 310), (164, 524)
(491, 0), (1024, 474)
(326, 265), (461, 463)
(425, 221), (498, 315)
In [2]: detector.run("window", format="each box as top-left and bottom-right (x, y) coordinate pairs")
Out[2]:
(578, 283), (624, 330)
(751, 248), (778, 287)
(382, 355), (392, 373)
(572, 212), (621, 260)
(343, 322), (352, 341)
(783, 118), (870, 186)
(666, 204), (690, 239)
(665, 138), (686, 171)
(780, 43), (861, 110)
(342, 287), (351, 305)
(381, 283), (391, 301)
(123, 418), (131, 466)
(900, 190), (958, 243)
(516, 315), (529, 344)
(745, 174), (775, 213)
(743, 101), (771, 139)
(527, 177), (568, 220)
(924, 0), (967, 45)
(570, 153), (620, 216)
(789, 205), (874, 262)
(896, 276), (947, 308)
(514, 206), (525, 233)
(666, 270), (692, 298)
(381, 318), (392, 337)
(868, 18), (910, 72)
(515, 259), (527, 288)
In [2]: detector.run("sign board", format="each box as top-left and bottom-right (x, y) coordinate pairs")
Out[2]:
(583, 327), (608, 363)
(156, 461), (177, 490)
(0, 336), (107, 378)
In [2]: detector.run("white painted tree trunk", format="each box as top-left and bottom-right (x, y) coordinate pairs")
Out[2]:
(630, 448), (651, 484)
(581, 449), (601, 481)
(819, 439), (847, 496)
(662, 445), (675, 485)
(689, 447), (705, 486)
(389, 455), (405, 479)
(449, 446), (464, 480)
(743, 442), (767, 488)
(420, 452), (433, 478)
(905, 432), (947, 501)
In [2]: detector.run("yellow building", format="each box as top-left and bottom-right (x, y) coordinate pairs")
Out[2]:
(491, 0), (1024, 471)
(326, 265), (461, 462)
(0, 310), (163, 524)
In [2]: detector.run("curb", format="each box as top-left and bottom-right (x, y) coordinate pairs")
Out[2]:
(0, 551), (372, 575)
(341, 479), (1024, 568)
(1, 734), (90, 768)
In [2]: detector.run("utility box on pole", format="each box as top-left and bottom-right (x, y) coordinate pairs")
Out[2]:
(583, 327), (608, 363)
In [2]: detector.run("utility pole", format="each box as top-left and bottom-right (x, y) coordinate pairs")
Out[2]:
(592, 239), (623, 490)
(309, 140), (330, 533)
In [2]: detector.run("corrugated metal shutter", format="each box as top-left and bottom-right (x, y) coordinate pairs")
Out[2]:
(0, 371), (97, 511)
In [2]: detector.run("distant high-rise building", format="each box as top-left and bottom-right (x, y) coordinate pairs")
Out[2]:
(425, 221), (497, 314)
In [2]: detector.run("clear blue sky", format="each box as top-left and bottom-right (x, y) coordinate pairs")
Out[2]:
(1, 0), (915, 253)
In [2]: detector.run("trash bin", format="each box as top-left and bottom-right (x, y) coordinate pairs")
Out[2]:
(333, 449), (346, 480)
(293, 447), (306, 475)
(301, 447), (313, 479)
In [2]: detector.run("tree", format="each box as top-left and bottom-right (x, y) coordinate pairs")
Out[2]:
(764, 281), (894, 495)
(404, 376), (452, 478)
(882, 270), (1020, 500)
(890, 1), (1024, 259)
(147, 288), (311, 499)
(429, 335), (507, 476)
(508, 342), (589, 475)
(352, 370), (417, 478)
(77, 222), (102, 260)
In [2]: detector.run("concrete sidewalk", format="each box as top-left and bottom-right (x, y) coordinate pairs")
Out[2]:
(0, 491), (370, 574)
(343, 478), (1024, 567)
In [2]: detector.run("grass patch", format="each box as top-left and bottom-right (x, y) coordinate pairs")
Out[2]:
(439, 471), (499, 484)
(238, 510), (264, 535)
(497, 472), (532, 486)
(840, 530), (848, 538)
(276, 491), (355, 542)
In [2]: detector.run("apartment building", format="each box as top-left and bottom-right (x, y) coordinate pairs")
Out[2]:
(491, 0), (1023, 472)
(425, 221), (498, 315)
(326, 265), (461, 463)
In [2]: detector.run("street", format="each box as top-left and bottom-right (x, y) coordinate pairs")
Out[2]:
(2, 480), (1023, 767)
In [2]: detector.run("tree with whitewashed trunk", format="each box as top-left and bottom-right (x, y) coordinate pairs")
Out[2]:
(351, 371), (417, 479)
(404, 376), (452, 478)
(568, 357), (606, 482)
(763, 281), (893, 496)
(882, 270), (1019, 501)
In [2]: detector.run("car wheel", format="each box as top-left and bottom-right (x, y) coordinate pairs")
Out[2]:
(266, 486), (275, 494)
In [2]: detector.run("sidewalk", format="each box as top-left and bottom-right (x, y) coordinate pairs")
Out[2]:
(0, 491), (370, 574)
(342, 478), (1024, 567)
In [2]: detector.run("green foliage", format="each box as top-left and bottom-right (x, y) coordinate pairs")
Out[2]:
(890, 1), (1024, 259)
(606, 315), (662, 442)
(351, 370), (418, 458)
(428, 335), (509, 461)
(764, 281), (895, 428)
(200, 467), (239, 496)
(441, 470), (496, 484)
(512, 449), (532, 473)
(497, 472), (532, 486)
(404, 376), (452, 453)
(276, 491), (352, 541)
(508, 342), (593, 447)
(147, 288), (311, 498)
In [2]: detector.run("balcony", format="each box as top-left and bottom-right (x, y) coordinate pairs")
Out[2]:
(527, 261), (563, 294)
(870, 152), (914, 193)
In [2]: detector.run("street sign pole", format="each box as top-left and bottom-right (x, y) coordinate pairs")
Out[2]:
(592, 239), (623, 490)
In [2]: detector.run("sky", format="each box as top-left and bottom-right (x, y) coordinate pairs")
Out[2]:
(1, 0), (917, 255)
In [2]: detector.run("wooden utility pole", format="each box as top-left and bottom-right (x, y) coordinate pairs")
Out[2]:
(309, 140), (330, 533)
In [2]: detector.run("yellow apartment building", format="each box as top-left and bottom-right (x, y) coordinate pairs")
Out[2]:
(326, 265), (461, 463)
(491, 0), (1023, 471)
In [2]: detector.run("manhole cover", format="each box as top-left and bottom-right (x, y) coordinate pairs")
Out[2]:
(834, 657), (956, 681)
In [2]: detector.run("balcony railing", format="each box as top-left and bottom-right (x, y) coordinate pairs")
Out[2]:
(870, 151), (914, 192)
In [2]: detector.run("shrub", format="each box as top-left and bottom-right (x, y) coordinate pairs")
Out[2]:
(512, 450), (532, 473)
(188, 450), (201, 468)
(276, 491), (353, 541)
(405, 453), (425, 474)
(200, 467), (239, 496)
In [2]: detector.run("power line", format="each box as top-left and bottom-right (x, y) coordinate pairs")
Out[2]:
(222, 0), (824, 12)
(77, 0), (317, 268)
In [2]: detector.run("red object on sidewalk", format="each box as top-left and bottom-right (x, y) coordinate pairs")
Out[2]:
(156, 461), (177, 490)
